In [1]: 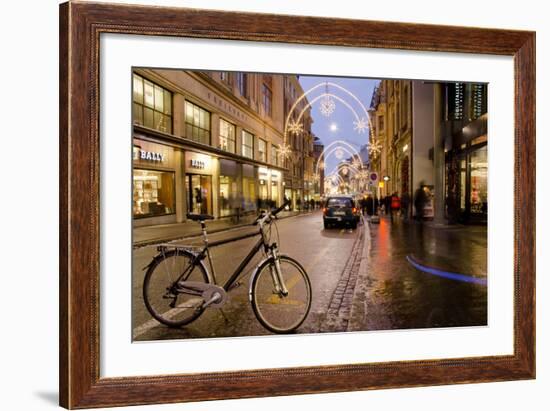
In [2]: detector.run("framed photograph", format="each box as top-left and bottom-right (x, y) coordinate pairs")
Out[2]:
(59, 1), (535, 409)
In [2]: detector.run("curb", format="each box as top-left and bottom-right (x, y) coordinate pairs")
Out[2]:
(347, 215), (371, 332)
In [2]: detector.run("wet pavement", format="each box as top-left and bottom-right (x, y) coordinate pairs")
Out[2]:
(132, 210), (487, 341)
(358, 215), (487, 331)
(132, 211), (361, 341)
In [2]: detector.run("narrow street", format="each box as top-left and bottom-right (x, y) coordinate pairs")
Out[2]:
(133, 210), (487, 341)
(133, 210), (363, 340)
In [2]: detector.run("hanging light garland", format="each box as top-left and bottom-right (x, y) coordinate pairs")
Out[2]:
(319, 83), (336, 117)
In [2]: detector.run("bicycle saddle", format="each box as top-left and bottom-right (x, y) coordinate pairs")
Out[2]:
(186, 213), (214, 221)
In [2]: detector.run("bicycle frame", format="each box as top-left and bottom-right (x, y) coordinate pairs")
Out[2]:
(177, 223), (274, 292)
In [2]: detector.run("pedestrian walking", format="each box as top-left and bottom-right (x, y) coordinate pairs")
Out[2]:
(414, 182), (428, 222)
(390, 192), (400, 223)
(401, 191), (410, 221)
(387, 195), (393, 216)
(365, 195), (374, 216)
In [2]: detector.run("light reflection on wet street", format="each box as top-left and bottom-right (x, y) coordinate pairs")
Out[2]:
(132, 211), (487, 341)
(364, 216), (487, 330)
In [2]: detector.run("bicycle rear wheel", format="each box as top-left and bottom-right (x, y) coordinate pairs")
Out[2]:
(251, 256), (312, 333)
(143, 249), (209, 327)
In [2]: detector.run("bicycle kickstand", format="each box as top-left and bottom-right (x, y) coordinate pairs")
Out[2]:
(218, 308), (230, 324)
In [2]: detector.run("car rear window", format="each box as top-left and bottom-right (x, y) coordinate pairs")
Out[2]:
(327, 198), (354, 207)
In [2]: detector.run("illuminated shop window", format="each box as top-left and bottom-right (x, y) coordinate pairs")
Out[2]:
(133, 169), (175, 218)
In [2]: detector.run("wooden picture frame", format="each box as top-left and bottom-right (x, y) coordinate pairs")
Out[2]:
(59, 1), (535, 408)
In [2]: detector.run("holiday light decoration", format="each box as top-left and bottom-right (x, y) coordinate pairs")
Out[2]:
(278, 143), (293, 160)
(353, 117), (368, 133)
(283, 82), (375, 150)
(368, 138), (382, 159)
(319, 94), (336, 117)
(314, 140), (362, 177)
(352, 158), (364, 169)
(287, 120), (303, 135)
(282, 82), (383, 194)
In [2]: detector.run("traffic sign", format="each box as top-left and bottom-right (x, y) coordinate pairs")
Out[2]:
(369, 172), (378, 183)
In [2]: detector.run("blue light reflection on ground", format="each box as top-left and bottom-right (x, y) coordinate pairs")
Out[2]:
(406, 255), (487, 286)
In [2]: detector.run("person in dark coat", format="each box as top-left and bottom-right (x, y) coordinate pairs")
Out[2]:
(365, 195), (374, 216)
(401, 191), (410, 221)
(414, 182), (428, 222)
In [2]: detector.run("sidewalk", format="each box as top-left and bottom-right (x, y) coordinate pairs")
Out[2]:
(348, 214), (488, 331)
(133, 210), (311, 248)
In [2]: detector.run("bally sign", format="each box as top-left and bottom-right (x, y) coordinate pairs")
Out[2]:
(190, 159), (206, 169)
(140, 150), (165, 162)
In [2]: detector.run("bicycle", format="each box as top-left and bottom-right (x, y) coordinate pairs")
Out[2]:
(142, 200), (312, 334)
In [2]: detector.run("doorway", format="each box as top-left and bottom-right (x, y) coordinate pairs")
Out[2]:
(186, 174), (212, 215)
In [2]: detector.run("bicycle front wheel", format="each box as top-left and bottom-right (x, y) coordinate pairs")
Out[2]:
(251, 256), (312, 333)
(143, 249), (209, 328)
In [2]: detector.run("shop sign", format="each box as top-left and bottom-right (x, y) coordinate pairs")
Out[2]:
(190, 159), (206, 169)
(187, 152), (212, 174)
(140, 150), (165, 162)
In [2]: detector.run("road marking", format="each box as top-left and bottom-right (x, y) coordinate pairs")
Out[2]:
(264, 274), (303, 305)
(133, 297), (203, 339)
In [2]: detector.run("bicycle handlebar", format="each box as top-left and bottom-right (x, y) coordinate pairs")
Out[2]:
(271, 199), (291, 217)
(253, 199), (291, 226)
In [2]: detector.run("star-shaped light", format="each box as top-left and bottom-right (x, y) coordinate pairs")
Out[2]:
(287, 120), (303, 135)
(278, 143), (293, 160)
(353, 117), (368, 134)
(334, 148), (344, 159)
(367, 138), (382, 159)
(320, 94), (336, 117)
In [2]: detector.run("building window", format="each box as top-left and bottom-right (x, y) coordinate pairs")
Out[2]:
(271, 144), (278, 166)
(262, 83), (273, 117)
(220, 72), (230, 84)
(219, 118), (236, 153)
(219, 159), (239, 217)
(185, 101), (211, 145)
(258, 138), (267, 162)
(133, 169), (175, 218)
(236, 72), (248, 98)
(242, 130), (254, 159)
(133, 74), (172, 133)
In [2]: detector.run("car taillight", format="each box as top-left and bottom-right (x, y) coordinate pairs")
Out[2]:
(322, 207), (327, 214)
(352, 207), (357, 213)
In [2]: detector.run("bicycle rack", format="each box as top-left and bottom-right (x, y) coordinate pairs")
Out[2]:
(156, 243), (201, 253)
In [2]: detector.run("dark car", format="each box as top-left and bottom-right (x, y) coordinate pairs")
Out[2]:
(323, 196), (361, 229)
